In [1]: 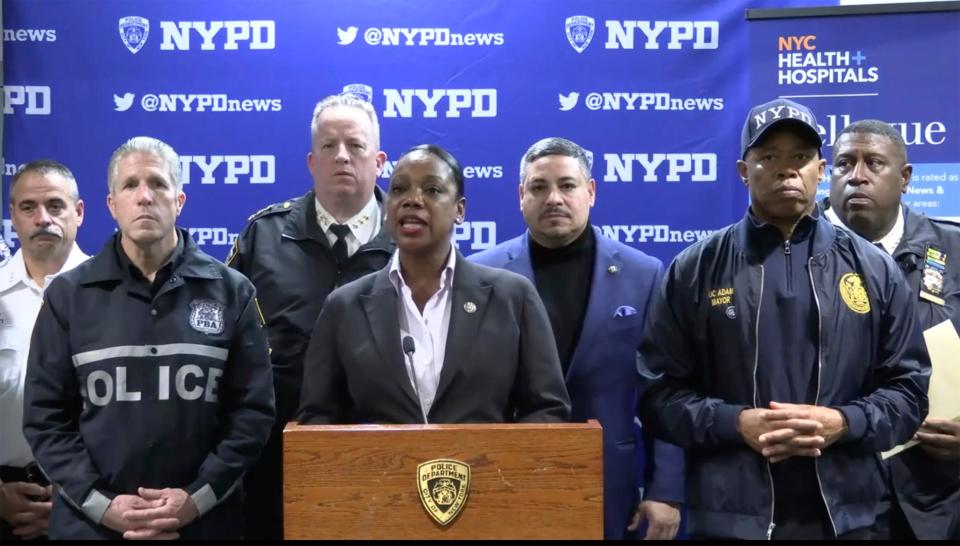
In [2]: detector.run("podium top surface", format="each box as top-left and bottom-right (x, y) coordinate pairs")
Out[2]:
(284, 420), (601, 434)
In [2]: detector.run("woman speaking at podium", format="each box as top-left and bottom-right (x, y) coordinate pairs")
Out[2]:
(296, 144), (570, 425)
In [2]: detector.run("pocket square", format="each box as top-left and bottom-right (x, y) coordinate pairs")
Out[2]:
(614, 305), (637, 318)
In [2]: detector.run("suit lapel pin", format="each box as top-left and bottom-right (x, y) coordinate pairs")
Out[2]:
(463, 301), (477, 313)
(607, 265), (619, 275)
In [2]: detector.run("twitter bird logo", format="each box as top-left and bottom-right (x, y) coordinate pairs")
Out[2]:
(337, 26), (358, 45)
(558, 92), (579, 111)
(113, 93), (135, 112)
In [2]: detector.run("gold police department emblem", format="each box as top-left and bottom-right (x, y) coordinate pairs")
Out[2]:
(839, 273), (870, 314)
(417, 459), (470, 526)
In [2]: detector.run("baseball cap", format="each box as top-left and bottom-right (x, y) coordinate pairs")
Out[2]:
(741, 98), (822, 159)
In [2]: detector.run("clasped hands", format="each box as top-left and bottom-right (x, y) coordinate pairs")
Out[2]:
(101, 487), (198, 540)
(738, 402), (848, 463)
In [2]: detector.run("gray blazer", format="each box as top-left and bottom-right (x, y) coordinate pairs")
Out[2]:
(296, 251), (571, 424)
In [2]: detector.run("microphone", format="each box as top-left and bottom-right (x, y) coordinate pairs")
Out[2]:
(402, 336), (428, 424)
(402, 335), (416, 356)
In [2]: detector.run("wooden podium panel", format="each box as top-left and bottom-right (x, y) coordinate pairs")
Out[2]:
(283, 421), (602, 539)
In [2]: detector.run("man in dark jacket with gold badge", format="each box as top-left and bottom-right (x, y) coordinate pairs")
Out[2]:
(823, 119), (959, 540)
(639, 100), (931, 540)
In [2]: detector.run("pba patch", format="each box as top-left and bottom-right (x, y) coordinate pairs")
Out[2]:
(920, 245), (947, 305)
(839, 272), (870, 314)
(189, 299), (225, 335)
(565, 15), (595, 53)
(119, 16), (149, 54)
(417, 459), (470, 526)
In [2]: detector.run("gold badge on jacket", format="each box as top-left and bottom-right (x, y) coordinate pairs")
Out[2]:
(417, 459), (470, 526)
(839, 272), (871, 314)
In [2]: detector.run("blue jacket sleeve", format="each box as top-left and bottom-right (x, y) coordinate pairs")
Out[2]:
(834, 258), (930, 451)
(185, 288), (275, 516)
(637, 261), (749, 449)
(23, 282), (116, 524)
(642, 436), (686, 504)
(635, 263), (685, 504)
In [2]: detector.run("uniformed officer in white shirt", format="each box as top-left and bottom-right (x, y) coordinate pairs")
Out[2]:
(0, 160), (88, 541)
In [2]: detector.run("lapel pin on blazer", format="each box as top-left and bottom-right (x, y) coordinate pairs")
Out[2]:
(614, 305), (637, 318)
(463, 301), (477, 313)
(607, 265), (619, 275)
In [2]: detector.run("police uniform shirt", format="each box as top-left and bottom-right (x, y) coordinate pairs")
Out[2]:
(824, 204), (904, 254)
(0, 245), (88, 469)
(315, 194), (381, 258)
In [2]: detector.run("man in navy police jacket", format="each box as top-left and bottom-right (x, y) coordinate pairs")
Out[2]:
(23, 137), (275, 540)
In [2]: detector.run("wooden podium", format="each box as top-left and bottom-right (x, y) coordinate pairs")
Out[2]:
(283, 421), (603, 539)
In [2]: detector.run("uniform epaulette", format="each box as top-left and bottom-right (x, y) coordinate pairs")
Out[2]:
(927, 216), (960, 230)
(247, 199), (296, 222)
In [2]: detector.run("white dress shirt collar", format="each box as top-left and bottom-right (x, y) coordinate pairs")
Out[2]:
(315, 194), (381, 256)
(825, 203), (904, 255)
(387, 243), (457, 419)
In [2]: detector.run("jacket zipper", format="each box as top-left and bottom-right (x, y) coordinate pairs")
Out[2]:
(752, 266), (776, 540)
(808, 258), (839, 537)
(784, 240), (792, 292)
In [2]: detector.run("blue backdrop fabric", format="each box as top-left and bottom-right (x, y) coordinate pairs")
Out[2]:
(3, 1), (956, 266)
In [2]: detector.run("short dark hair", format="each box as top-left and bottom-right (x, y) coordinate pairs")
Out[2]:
(10, 159), (79, 201)
(836, 119), (908, 162)
(520, 137), (591, 182)
(396, 144), (465, 198)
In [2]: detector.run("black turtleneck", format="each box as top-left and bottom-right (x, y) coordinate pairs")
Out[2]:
(528, 225), (595, 374)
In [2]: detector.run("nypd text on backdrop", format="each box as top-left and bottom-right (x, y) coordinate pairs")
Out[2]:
(381, 162), (503, 180)
(3, 86), (50, 115)
(179, 156), (276, 185)
(383, 89), (496, 118)
(120, 16), (275, 53)
(188, 228), (239, 247)
(336, 26), (503, 46)
(599, 224), (716, 244)
(453, 222), (496, 252)
(113, 92), (282, 113)
(558, 91), (723, 111)
(603, 153), (717, 182)
(3, 28), (57, 42)
(565, 17), (719, 52)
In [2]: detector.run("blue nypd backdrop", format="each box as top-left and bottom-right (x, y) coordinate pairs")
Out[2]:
(3, 1), (957, 265)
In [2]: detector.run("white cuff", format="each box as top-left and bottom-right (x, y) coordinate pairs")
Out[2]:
(81, 489), (112, 524)
(190, 484), (217, 517)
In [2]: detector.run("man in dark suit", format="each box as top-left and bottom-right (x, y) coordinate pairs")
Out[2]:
(470, 137), (684, 539)
(296, 144), (570, 425)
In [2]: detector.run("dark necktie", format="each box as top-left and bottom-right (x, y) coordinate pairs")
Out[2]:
(330, 224), (351, 265)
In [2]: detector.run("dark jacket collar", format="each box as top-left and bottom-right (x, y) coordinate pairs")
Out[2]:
(896, 204), (936, 258)
(81, 227), (222, 285)
(734, 206), (836, 263)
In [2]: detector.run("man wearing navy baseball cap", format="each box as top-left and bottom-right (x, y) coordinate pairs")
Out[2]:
(638, 98), (931, 539)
